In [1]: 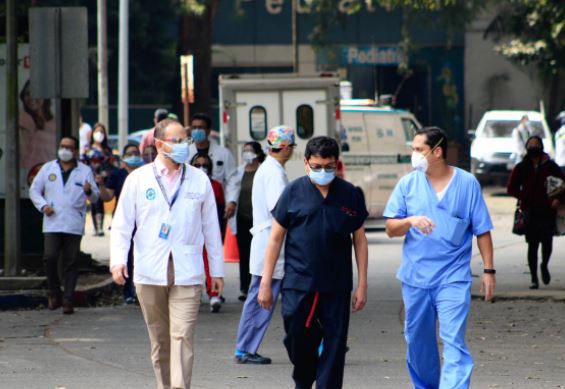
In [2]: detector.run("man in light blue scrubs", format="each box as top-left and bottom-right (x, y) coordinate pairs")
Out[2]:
(384, 126), (496, 389)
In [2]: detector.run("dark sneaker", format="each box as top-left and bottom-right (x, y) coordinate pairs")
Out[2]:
(62, 301), (74, 314)
(238, 293), (247, 302)
(236, 352), (272, 365)
(541, 264), (551, 285)
(47, 291), (62, 310)
(529, 283), (539, 290)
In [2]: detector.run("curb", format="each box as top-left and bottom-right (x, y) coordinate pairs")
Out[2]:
(471, 292), (565, 302)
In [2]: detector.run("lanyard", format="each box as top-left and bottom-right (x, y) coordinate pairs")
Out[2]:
(152, 163), (186, 209)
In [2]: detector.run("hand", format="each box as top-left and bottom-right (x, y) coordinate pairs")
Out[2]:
(257, 282), (273, 310)
(352, 285), (367, 312)
(43, 206), (55, 217)
(111, 264), (128, 285)
(551, 198), (561, 209)
(210, 277), (224, 296)
(84, 181), (92, 194)
(480, 273), (496, 302)
(224, 202), (237, 219)
(408, 216), (435, 235)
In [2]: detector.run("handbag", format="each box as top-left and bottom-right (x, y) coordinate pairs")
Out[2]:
(512, 202), (529, 235)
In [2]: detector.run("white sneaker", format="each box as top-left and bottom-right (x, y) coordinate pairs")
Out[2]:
(210, 296), (222, 313)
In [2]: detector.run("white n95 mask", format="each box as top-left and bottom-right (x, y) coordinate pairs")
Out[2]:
(411, 152), (428, 173)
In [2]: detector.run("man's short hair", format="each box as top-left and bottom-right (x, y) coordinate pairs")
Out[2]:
(191, 113), (212, 130)
(122, 142), (140, 156)
(305, 136), (339, 160)
(154, 108), (169, 123)
(154, 118), (181, 140)
(61, 135), (79, 150)
(415, 126), (448, 159)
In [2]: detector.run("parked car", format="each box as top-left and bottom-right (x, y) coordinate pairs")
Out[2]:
(469, 110), (553, 185)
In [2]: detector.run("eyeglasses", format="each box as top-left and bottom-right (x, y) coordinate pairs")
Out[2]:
(161, 137), (192, 145)
(308, 164), (337, 173)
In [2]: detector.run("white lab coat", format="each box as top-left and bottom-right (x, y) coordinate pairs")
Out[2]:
(29, 159), (99, 235)
(110, 163), (224, 286)
(555, 125), (565, 166)
(188, 142), (237, 201)
(249, 156), (287, 279)
(225, 164), (246, 234)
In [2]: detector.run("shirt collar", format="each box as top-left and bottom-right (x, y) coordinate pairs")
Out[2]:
(154, 155), (181, 177)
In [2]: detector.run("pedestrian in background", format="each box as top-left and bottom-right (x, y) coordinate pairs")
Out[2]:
(507, 135), (565, 289)
(143, 144), (158, 164)
(111, 118), (224, 389)
(139, 108), (169, 153)
(554, 111), (565, 173)
(98, 143), (145, 304)
(30, 136), (99, 314)
(225, 141), (266, 301)
(234, 126), (295, 365)
(191, 152), (226, 313)
(511, 115), (532, 166)
(258, 136), (369, 389)
(78, 115), (92, 156)
(384, 126), (495, 389)
(84, 123), (116, 236)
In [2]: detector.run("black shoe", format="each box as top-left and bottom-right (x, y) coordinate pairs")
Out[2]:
(541, 264), (551, 285)
(238, 293), (247, 302)
(63, 301), (74, 314)
(236, 352), (271, 365)
(219, 295), (226, 303)
(529, 282), (539, 290)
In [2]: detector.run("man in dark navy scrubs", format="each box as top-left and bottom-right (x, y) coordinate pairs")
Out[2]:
(258, 136), (369, 389)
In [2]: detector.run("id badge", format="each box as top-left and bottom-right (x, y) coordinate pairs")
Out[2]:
(159, 223), (172, 240)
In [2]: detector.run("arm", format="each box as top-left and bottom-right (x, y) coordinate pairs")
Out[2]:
(257, 219), (287, 310)
(477, 232), (496, 302)
(110, 175), (136, 284)
(351, 226), (368, 312)
(202, 179), (225, 294)
(83, 169), (100, 203)
(224, 166), (243, 218)
(29, 165), (50, 213)
(506, 165), (521, 199)
(385, 216), (435, 238)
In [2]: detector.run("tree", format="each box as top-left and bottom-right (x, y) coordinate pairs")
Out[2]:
(485, 0), (565, 127)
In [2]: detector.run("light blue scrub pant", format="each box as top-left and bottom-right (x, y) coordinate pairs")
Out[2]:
(402, 281), (473, 389)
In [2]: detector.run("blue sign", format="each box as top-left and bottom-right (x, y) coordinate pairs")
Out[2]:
(342, 46), (401, 66)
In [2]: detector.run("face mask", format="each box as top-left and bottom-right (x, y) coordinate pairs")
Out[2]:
(93, 132), (105, 143)
(123, 156), (144, 168)
(309, 169), (335, 186)
(191, 129), (207, 144)
(526, 146), (543, 158)
(242, 151), (257, 163)
(58, 148), (74, 162)
(163, 142), (189, 164)
(411, 151), (428, 172)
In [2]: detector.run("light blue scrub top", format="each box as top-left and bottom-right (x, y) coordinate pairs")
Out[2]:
(384, 168), (493, 288)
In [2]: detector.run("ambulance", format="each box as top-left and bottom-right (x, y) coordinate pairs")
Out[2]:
(218, 73), (421, 220)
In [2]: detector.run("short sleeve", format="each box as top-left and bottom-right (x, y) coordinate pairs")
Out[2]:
(271, 184), (292, 229)
(470, 179), (493, 236)
(351, 186), (369, 231)
(383, 178), (407, 219)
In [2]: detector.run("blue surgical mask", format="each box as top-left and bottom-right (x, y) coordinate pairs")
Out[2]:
(309, 169), (335, 186)
(163, 142), (190, 164)
(123, 156), (145, 168)
(191, 129), (207, 144)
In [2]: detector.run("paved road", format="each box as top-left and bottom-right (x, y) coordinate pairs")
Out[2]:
(2, 189), (565, 388)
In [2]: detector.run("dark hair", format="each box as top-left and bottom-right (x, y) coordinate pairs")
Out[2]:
(122, 143), (139, 156)
(154, 118), (181, 140)
(525, 135), (544, 150)
(19, 80), (54, 130)
(244, 141), (266, 163)
(191, 113), (212, 130)
(154, 108), (169, 123)
(91, 123), (110, 150)
(415, 126), (448, 159)
(305, 136), (339, 160)
(190, 153), (213, 175)
(61, 135), (80, 150)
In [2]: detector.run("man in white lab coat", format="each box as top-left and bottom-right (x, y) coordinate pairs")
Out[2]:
(29, 135), (99, 314)
(111, 118), (224, 389)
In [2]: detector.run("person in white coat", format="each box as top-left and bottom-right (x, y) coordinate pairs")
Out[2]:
(29, 135), (99, 314)
(110, 118), (224, 389)
(234, 125), (295, 365)
(554, 112), (565, 171)
(225, 141), (266, 301)
(511, 115), (532, 166)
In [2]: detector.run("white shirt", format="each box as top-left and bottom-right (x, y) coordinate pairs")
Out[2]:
(555, 125), (565, 166)
(29, 159), (99, 235)
(436, 168), (457, 201)
(225, 164), (246, 234)
(249, 155), (288, 279)
(188, 142), (237, 201)
(110, 162), (224, 286)
(511, 124), (530, 164)
(79, 123), (92, 152)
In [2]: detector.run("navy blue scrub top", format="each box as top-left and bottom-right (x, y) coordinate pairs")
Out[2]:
(272, 176), (368, 293)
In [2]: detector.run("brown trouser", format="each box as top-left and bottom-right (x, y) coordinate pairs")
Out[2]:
(136, 258), (202, 389)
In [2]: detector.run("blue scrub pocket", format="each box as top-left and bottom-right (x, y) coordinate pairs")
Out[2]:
(435, 209), (469, 246)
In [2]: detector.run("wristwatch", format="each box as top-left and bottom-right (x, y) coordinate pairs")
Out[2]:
(483, 268), (496, 274)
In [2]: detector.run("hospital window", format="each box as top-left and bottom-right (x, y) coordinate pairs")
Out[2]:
(249, 106), (267, 140)
(296, 105), (314, 139)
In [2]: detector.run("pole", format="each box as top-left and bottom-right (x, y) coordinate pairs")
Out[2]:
(4, 0), (21, 276)
(97, 0), (109, 127)
(292, 0), (298, 73)
(118, 0), (129, 152)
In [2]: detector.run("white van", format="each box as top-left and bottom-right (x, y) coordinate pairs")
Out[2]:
(470, 110), (553, 184)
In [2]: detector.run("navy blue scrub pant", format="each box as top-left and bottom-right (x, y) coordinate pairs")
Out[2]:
(282, 289), (350, 389)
